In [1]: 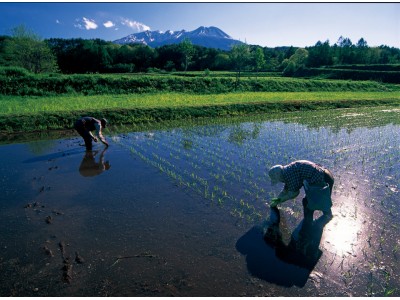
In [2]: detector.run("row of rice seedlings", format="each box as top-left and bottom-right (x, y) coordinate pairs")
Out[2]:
(112, 132), (264, 223)
(190, 110), (399, 294)
(111, 108), (396, 234)
(111, 107), (399, 294)
(231, 111), (398, 282)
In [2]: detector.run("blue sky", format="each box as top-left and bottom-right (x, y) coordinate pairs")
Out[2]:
(0, 2), (399, 48)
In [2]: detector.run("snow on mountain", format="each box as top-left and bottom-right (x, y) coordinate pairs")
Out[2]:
(113, 26), (243, 50)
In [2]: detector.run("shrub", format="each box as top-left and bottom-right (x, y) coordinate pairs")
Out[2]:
(0, 72), (393, 96)
(295, 67), (400, 83)
(0, 66), (30, 77)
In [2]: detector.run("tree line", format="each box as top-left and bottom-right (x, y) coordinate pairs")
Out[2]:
(1, 25), (399, 75)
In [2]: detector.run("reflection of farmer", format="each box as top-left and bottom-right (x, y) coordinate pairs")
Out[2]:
(263, 207), (326, 271)
(235, 207), (328, 287)
(268, 160), (334, 219)
(74, 116), (109, 151)
(79, 149), (111, 177)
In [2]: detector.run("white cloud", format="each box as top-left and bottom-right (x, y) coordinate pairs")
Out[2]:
(121, 18), (150, 32)
(83, 17), (98, 30)
(74, 17), (98, 30)
(103, 21), (115, 28)
(56, 19), (60, 24)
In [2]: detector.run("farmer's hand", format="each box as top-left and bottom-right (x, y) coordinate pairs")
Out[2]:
(93, 137), (98, 143)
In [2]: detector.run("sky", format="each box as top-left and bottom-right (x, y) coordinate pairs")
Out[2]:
(0, 2), (399, 48)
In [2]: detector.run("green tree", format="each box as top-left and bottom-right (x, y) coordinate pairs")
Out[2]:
(0, 36), (11, 66)
(306, 40), (332, 67)
(230, 43), (250, 85)
(164, 60), (176, 71)
(334, 36), (355, 64)
(179, 38), (195, 71)
(213, 53), (231, 70)
(253, 47), (266, 76)
(191, 46), (219, 70)
(131, 44), (156, 72)
(4, 25), (58, 73)
(355, 38), (368, 64)
(283, 48), (308, 76)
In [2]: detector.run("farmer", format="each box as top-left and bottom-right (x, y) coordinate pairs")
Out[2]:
(74, 116), (109, 151)
(268, 160), (334, 219)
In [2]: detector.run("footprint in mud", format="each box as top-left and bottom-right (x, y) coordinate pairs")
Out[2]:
(62, 258), (73, 284)
(58, 241), (86, 284)
(24, 201), (65, 225)
(43, 245), (54, 257)
(24, 201), (44, 209)
(38, 186), (51, 193)
(75, 252), (84, 264)
(24, 200), (85, 285)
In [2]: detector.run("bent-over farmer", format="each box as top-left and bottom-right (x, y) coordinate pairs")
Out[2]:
(268, 160), (334, 219)
(74, 116), (109, 151)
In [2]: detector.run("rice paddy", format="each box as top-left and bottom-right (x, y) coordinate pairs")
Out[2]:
(0, 105), (399, 296)
(1, 91), (399, 115)
(109, 106), (400, 296)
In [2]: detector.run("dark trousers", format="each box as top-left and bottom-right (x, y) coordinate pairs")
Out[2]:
(323, 169), (334, 196)
(74, 120), (93, 150)
(303, 169), (334, 219)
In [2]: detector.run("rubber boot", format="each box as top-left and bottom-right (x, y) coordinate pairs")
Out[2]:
(302, 197), (314, 222)
(322, 208), (333, 220)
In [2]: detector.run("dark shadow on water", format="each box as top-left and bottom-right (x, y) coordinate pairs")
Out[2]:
(79, 149), (111, 177)
(236, 207), (330, 287)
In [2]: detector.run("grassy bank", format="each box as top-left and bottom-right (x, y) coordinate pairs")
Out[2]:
(1, 70), (399, 133)
(1, 91), (399, 133)
(1, 71), (397, 96)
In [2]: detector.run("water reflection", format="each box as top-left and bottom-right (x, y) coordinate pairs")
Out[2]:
(323, 196), (362, 255)
(325, 217), (360, 255)
(236, 207), (330, 287)
(79, 149), (111, 177)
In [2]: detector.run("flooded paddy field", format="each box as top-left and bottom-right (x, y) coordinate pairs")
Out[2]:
(0, 106), (399, 296)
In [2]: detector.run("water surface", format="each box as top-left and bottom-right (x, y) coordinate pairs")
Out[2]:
(0, 107), (399, 296)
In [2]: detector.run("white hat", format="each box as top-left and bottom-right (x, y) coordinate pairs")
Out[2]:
(268, 165), (283, 185)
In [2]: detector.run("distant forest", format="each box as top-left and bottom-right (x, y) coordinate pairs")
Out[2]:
(1, 26), (400, 77)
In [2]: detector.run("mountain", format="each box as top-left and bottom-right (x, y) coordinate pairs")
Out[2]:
(113, 26), (243, 51)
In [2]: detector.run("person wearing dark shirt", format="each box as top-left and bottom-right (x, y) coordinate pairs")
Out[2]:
(268, 160), (334, 219)
(74, 116), (109, 150)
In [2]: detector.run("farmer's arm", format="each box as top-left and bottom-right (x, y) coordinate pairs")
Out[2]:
(276, 168), (300, 202)
(89, 131), (97, 142)
(271, 186), (299, 207)
(94, 122), (108, 146)
(277, 188), (299, 202)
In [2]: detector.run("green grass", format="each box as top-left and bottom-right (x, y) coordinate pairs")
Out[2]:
(1, 68), (399, 134)
(1, 70), (396, 96)
(1, 91), (399, 115)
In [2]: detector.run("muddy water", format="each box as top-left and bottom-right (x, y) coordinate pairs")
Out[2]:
(0, 107), (399, 296)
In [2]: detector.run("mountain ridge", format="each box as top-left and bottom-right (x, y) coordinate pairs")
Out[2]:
(113, 26), (243, 50)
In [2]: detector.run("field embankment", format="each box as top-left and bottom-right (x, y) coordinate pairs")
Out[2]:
(0, 71), (399, 133)
(1, 70), (397, 96)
